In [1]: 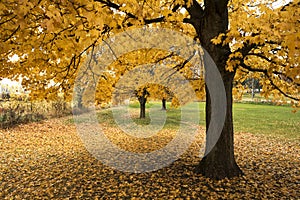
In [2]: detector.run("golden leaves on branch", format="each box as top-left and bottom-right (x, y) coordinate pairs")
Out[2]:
(0, 0), (109, 101)
(215, 0), (300, 103)
(1, 0), (299, 104)
(79, 47), (204, 107)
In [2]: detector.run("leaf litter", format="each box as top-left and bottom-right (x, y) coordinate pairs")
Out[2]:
(0, 117), (299, 199)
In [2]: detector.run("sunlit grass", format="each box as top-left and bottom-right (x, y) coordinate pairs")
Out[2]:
(233, 103), (300, 140)
(91, 101), (299, 140)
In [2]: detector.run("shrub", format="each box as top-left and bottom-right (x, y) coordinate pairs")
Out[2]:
(0, 99), (72, 128)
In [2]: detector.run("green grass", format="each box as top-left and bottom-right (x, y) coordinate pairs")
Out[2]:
(93, 101), (205, 129)
(189, 101), (299, 140)
(68, 101), (299, 140)
(233, 103), (300, 140)
(198, 101), (299, 140)
(96, 102), (182, 129)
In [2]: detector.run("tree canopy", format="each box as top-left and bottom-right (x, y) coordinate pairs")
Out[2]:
(1, 0), (298, 103)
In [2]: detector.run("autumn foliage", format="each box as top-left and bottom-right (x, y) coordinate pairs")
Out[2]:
(0, 0), (298, 103)
(0, 0), (299, 180)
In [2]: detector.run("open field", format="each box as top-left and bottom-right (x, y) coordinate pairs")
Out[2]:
(233, 103), (300, 140)
(0, 102), (299, 199)
(99, 101), (300, 140)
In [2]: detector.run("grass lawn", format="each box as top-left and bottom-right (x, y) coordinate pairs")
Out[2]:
(94, 101), (299, 140)
(233, 103), (300, 140)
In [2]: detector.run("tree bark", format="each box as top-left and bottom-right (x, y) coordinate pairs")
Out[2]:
(251, 78), (255, 99)
(189, 0), (243, 179)
(162, 98), (167, 110)
(77, 95), (83, 109)
(138, 96), (146, 118)
(137, 88), (148, 119)
(197, 76), (243, 179)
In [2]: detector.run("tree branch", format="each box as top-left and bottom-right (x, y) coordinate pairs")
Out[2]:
(162, 50), (197, 80)
(3, 25), (20, 42)
(0, 15), (17, 26)
(93, 0), (166, 25)
(183, 0), (204, 25)
(266, 73), (299, 101)
(239, 62), (299, 101)
(246, 53), (287, 67)
(144, 17), (165, 24)
(239, 62), (267, 73)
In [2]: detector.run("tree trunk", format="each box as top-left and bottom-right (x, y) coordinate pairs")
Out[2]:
(138, 96), (146, 118)
(197, 76), (243, 179)
(137, 88), (149, 118)
(251, 78), (255, 99)
(162, 98), (167, 110)
(190, 0), (243, 179)
(77, 95), (83, 109)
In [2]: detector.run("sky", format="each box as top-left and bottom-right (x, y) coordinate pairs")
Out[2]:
(0, 78), (22, 86)
(0, 78), (23, 94)
(272, 0), (293, 9)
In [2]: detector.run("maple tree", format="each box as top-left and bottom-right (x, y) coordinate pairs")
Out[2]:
(78, 47), (200, 118)
(0, 0), (299, 179)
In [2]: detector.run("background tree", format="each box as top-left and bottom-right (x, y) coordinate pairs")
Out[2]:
(79, 47), (200, 118)
(148, 85), (174, 110)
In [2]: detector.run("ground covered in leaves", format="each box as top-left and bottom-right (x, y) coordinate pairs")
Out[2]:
(0, 117), (299, 199)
